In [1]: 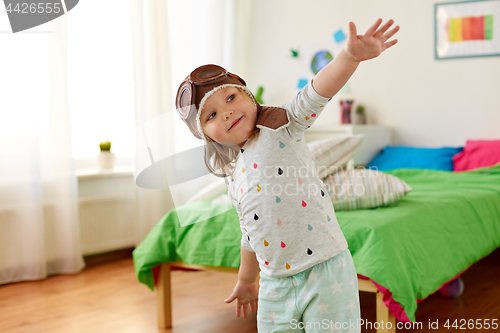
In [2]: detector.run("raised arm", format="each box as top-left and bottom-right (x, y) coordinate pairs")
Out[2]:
(312, 19), (400, 99)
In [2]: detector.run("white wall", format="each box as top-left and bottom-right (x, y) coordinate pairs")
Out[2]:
(246, 0), (500, 147)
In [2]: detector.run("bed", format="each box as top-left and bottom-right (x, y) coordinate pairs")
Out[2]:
(132, 132), (500, 333)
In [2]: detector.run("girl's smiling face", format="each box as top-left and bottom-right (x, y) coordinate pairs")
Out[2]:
(200, 86), (257, 149)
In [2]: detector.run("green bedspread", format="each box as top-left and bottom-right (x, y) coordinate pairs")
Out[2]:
(133, 165), (500, 322)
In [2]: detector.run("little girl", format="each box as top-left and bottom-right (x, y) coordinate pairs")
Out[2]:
(176, 19), (399, 333)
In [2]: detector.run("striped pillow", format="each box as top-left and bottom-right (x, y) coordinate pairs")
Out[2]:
(322, 168), (412, 211)
(308, 135), (364, 179)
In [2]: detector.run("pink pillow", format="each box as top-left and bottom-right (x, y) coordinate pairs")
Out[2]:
(453, 139), (500, 172)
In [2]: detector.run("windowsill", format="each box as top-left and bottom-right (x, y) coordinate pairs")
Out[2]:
(75, 156), (134, 180)
(76, 166), (134, 180)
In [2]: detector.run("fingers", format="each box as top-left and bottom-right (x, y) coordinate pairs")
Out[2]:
(229, 295), (259, 318)
(249, 300), (256, 312)
(224, 293), (236, 303)
(236, 300), (249, 318)
(348, 22), (357, 40)
(242, 303), (248, 318)
(236, 304), (240, 317)
(373, 19), (394, 38)
(382, 25), (400, 42)
(383, 39), (398, 51)
(365, 18), (383, 36)
(235, 300), (248, 318)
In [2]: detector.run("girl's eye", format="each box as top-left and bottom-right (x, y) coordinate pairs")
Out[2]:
(208, 112), (216, 121)
(227, 94), (235, 102)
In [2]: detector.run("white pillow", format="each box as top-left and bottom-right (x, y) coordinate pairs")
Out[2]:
(307, 134), (364, 179)
(322, 167), (412, 211)
(211, 193), (232, 205)
(185, 177), (227, 204)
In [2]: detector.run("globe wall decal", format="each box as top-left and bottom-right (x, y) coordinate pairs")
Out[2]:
(311, 50), (334, 75)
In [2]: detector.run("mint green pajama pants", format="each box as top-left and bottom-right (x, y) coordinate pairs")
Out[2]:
(257, 249), (361, 333)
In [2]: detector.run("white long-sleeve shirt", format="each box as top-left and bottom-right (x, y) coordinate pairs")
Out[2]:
(226, 83), (348, 277)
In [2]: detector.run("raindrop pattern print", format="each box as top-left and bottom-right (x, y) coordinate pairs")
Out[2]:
(224, 84), (347, 276)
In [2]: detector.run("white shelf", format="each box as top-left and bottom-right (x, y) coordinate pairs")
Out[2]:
(76, 167), (134, 180)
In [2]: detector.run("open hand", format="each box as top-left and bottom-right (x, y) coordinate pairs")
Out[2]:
(224, 280), (259, 318)
(345, 19), (400, 62)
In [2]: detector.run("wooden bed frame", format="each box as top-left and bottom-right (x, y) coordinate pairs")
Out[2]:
(155, 261), (396, 333)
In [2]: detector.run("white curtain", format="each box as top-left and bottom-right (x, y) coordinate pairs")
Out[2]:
(0, 17), (84, 284)
(129, 0), (175, 243)
(129, 0), (252, 242)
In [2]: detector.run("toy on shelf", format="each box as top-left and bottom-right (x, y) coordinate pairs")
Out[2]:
(339, 99), (353, 124)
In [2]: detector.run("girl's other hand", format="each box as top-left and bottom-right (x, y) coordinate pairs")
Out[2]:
(224, 280), (259, 318)
(345, 18), (400, 62)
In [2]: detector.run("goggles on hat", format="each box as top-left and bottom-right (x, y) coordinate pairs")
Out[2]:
(176, 64), (246, 139)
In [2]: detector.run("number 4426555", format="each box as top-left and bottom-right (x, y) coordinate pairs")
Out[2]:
(444, 319), (498, 329)
(6, 2), (62, 14)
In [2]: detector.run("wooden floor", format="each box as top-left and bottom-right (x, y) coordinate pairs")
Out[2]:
(1, 247), (499, 333)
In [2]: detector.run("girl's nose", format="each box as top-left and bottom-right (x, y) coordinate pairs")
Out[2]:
(224, 110), (233, 120)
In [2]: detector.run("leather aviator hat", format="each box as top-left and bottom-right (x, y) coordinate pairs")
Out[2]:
(176, 64), (261, 140)
(175, 64), (261, 177)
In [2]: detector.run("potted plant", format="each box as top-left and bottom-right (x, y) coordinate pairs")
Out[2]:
(354, 105), (366, 125)
(98, 141), (115, 169)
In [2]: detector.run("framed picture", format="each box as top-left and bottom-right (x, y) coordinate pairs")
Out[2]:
(435, 0), (500, 59)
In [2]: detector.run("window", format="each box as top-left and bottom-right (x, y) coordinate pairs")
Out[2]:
(67, 0), (135, 161)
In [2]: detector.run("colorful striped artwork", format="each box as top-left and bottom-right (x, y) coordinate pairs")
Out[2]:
(448, 15), (494, 42)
